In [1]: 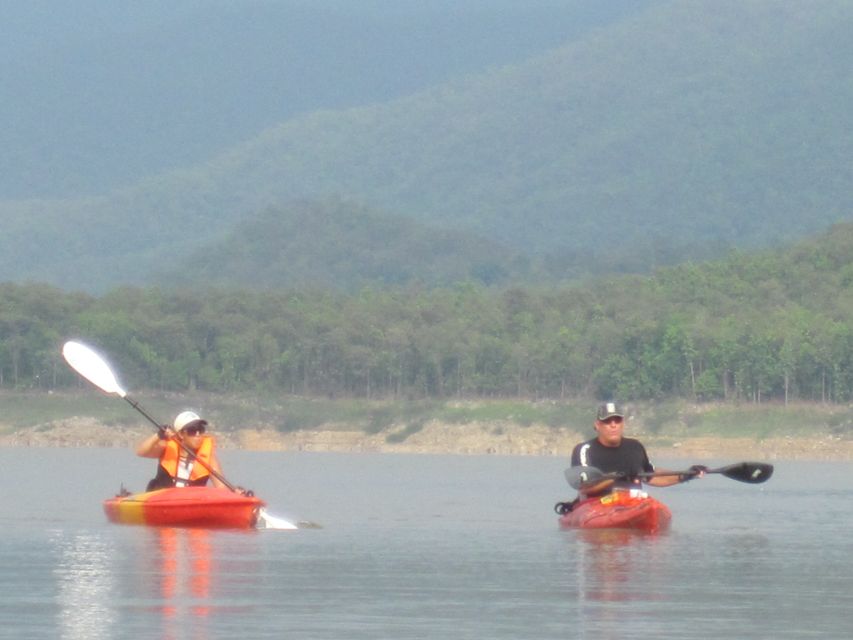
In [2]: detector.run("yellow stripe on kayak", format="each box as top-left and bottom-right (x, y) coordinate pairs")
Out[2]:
(109, 491), (158, 525)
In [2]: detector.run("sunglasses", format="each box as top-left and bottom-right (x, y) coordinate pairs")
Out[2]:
(599, 416), (623, 425)
(182, 425), (206, 436)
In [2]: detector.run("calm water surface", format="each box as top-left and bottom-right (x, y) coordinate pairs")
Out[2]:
(0, 448), (851, 639)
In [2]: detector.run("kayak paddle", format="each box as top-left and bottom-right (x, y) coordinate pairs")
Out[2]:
(62, 340), (313, 530)
(633, 461), (774, 484)
(564, 461), (773, 489)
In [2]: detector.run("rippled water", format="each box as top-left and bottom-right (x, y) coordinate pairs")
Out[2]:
(0, 448), (850, 639)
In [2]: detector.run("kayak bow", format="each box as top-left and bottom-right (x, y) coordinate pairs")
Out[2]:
(558, 490), (671, 533)
(104, 486), (265, 529)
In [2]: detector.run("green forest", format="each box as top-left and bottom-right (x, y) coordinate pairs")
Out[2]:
(3, 224), (852, 405)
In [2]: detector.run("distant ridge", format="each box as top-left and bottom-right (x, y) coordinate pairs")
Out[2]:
(1, 0), (851, 292)
(152, 200), (535, 291)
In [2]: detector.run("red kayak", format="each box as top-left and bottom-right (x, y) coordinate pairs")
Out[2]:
(103, 486), (265, 529)
(558, 490), (671, 533)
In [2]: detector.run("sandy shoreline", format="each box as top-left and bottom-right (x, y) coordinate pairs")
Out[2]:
(2, 417), (852, 461)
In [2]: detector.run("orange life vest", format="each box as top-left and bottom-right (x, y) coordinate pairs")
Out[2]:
(159, 436), (215, 483)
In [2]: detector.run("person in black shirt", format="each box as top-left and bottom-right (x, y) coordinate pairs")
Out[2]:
(570, 401), (704, 498)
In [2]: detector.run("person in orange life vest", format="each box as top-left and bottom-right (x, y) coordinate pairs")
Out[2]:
(136, 410), (227, 492)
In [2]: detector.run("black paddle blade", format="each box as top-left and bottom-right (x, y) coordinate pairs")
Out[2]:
(713, 462), (774, 484)
(564, 466), (623, 490)
(564, 466), (604, 490)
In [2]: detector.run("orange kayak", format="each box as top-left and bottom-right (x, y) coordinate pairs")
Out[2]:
(558, 490), (671, 533)
(103, 486), (265, 529)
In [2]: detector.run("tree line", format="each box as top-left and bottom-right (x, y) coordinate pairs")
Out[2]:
(1, 224), (852, 404)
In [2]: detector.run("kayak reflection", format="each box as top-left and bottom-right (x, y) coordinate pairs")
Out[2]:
(573, 529), (669, 604)
(157, 528), (212, 617)
(145, 528), (218, 640)
(128, 527), (263, 638)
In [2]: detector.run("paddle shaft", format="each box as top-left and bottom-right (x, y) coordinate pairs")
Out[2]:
(633, 462), (773, 484)
(124, 396), (162, 431)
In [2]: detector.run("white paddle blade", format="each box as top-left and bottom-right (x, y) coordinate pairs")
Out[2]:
(62, 341), (127, 397)
(257, 508), (298, 530)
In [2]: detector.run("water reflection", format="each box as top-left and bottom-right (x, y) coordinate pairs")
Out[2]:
(566, 529), (673, 640)
(573, 529), (669, 603)
(155, 528), (214, 623)
(137, 527), (260, 640)
(54, 532), (115, 640)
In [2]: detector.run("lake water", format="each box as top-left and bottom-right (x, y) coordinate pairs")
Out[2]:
(0, 448), (851, 639)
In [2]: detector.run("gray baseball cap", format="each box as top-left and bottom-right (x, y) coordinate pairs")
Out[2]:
(596, 401), (624, 421)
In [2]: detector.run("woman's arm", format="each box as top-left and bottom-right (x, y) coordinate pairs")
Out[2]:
(136, 433), (167, 458)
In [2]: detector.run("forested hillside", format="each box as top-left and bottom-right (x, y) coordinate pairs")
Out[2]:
(151, 200), (537, 290)
(4, 224), (852, 405)
(1, 1), (851, 292)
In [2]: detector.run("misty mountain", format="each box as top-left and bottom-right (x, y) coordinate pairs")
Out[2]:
(1, 0), (851, 293)
(1, 0), (645, 199)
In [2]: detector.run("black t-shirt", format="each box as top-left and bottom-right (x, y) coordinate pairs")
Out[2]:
(570, 437), (654, 490)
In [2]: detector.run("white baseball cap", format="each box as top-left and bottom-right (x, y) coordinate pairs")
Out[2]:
(173, 410), (207, 431)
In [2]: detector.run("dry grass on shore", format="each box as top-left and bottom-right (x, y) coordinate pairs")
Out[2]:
(2, 416), (851, 462)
